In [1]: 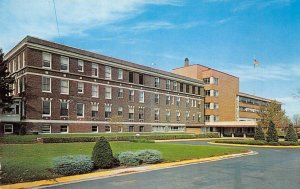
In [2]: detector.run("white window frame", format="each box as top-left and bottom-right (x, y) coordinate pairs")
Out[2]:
(42, 52), (51, 69)
(139, 91), (144, 103)
(42, 77), (51, 93)
(118, 68), (123, 79)
(92, 63), (98, 77)
(154, 77), (160, 88)
(91, 104), (98, 117)
(42, 100), (51, 117)
(76, 103), (84, 118)
(78, 60), (84, 72)
(118, 106), (123, 116)
(92, 85), (99, 98)
(129, 90), (134, 102)
(154, 109), (160, 121)
(118, 88), (124, 98)
(60, 56), (69, 72)
(105, 66), (112, 79)
(60, 101), (69, 117)
(173, 81), (178, 91)
(155, 94), (159, 104)
(4, 124), (13, 134)
(60, 80), (69, 95)
(105, 87), (112, 99)
(22, 51), (25, 68)
(129, 107), (134, 120)
(166, 80), (171, 90)
(105, 125), (111, 133)
(60, 125), (69, 133)
(92, 125), (98, 133)
(78, 82), (84, 94)
(41, 124), (51, 134)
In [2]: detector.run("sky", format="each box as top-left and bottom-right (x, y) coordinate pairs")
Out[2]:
(0, 0), (299, 118)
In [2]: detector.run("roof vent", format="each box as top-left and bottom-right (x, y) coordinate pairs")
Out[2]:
(184, 58), (189, 67)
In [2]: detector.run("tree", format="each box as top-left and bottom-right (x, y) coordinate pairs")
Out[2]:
(266, 121), (278, 142)
(0, 49), (14, 113)
(254, 125), (265, 140)
(109, 115), (126, 132)
(285, 124), (298, 142)
(92, 137), (114, 169)
(292, 114), (300, 125)
(257, 100), (288, 128)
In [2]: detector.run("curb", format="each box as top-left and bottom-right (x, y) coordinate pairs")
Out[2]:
(208, 142), (300, 148)
(1, 151), (256, 189)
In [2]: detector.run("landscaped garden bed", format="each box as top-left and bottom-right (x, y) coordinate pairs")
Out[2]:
(214, 139), (300, 146)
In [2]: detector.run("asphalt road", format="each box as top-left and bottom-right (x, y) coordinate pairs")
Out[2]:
(43, 141), (300, 189)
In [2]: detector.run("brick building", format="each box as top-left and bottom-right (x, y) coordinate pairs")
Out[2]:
(0, 36), (205, 134)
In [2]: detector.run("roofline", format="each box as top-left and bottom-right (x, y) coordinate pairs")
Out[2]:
(172, 64), (239, 79)
(4, 36), (204, 85)
(238, 92), (280, 103)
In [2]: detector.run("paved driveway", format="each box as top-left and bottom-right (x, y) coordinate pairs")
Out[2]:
(42, 141), (300, 189)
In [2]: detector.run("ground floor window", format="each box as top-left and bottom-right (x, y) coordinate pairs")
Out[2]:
(41, 124), (51, 133)
(152, 126), (165, 132)
(170, 126), (185, 132)
(129, 126), (134, 132)
(60, 125), (68, 133)
(92, 125), (98, 133)
(4, 124), (13, 134)
(105, 125), (111, 133)
(139, 126), (144, 132)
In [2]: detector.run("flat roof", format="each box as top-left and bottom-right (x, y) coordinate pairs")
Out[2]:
(5, 36), (204, 85)
(238, 92), (275, 103)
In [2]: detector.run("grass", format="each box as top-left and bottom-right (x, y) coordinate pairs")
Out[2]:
(0, 142), (247, 184)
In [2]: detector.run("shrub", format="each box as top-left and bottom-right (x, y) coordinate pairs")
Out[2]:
(136, 150), (162, 164)
(117, 151), (141, 166)
(285, 124), (298, 142)
(266, 121), (278, 142)
(92, 137), (114, 169)
(129, 139), (155, 143)
(52, 155), (93, 176)
(254, 125), (265, 140)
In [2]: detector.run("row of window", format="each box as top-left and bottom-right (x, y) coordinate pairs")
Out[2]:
(204, 115), (220, 122)
(239, 106), (259, 113)
(42, 52), (201, 94)
(42, 100), (202, 122)
(203, 77), (219, 85)
(239, 96), (267, 106)
(8, 51), (26, 74)
(204, 90), (219, 97)
(204, 102), (219, 110)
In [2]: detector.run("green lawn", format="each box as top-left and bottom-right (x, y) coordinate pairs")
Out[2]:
(1, 142), (247, 184)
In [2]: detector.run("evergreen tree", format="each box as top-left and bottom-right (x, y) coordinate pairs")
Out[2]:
(0, 49), (14, 113)
(266, 121), (279, 142)
(285, 124), (298, 142)
(254, 125), (265, 140)
(92, 137), (114, 169)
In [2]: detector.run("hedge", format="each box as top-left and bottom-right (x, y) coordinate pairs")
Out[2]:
(116, 150), (163, 166)
(41, 132), (220, 143)
(214, 139), (300, 146)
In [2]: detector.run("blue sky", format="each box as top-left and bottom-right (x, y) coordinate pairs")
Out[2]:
(1, 0), (299, 118)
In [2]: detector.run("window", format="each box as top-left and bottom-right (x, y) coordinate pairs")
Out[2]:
(129, 90), (134, 102)
(180, 83), (184, 92)
(185, 111), (190, 121)
(60, 56), (69, 72)
(205, 90), (211, 96)
(129, 107), (134, 120)
(203, 78), (210, 84)
(42, 52), (51, 68)
(105, 66), (111, 79)
(198, 101), (201, 109)
(191, 99), (197, 107)
(176, 111), (180, 121)
(186, 99), (190, 107)
(214, 103), (219, 109)
(154, 77), (160, 88)
(92, 125), (98, 133)
(166, 95), (171, 105)
(176, 97), (180, 107)
(186, 84), (190, 93)
(214, 116), (219, 122)
(205, 115), (210, 122)
(42, 100), (51, 116)
(118, 69), (123, 79)
(205, 103), (210, 109)
(129, 126), (134, 132)
(92, 104), (98, 117)
(105, 104), (112, 118)
(155, 94), (159, 104)
(41, 124), (51, 133)
(166, 111), (171, 122)
(154, 109), (159, 121)
(42, 77), (51, 92)
(198, 87), (201, 95)
(92, 85), (99, 98)
(78, 82), (84, 94)
(60, 80), (69, 94)
(139, 108), (144, 120)
(192, 86), (196, 94)
(139, 91), (144, 103)
(118, 88), (124, 98)
(214, 90), (219, 97)
(166, 80), (171, 90)
(129, 72), (134, 83)
(4, 124), (13, 134)
(173, 81), (178, 91)
(78, 60), (84, 72)
(60, 125), (68, 133)
(77, 103), (84, 117)
(105, 87), (112, 99)
(198, 114), (201, 122)
(213, 78), (219, 84)
(19, 77), (25, 93)
(92, 63), (98, 77)
(139, 126), (144, 132)
(60, 102), (68, 116)
(118, 107), (123, 116)
(105, 126), (111, 133)
(139, 74), (144, 85)
(22, 51), (26, 67)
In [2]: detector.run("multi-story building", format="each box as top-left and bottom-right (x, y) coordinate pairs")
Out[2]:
(0, 36), (205, 134)
(173, 60), (276, 137)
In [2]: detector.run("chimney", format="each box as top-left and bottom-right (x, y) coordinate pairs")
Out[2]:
(184, 58), (189, 67)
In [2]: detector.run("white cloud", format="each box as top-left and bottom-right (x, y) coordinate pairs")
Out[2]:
(233, 0), (291, 12)
(0, 0), (180, 52)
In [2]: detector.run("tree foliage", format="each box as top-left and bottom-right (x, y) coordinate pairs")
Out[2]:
(109, 115), (126, 132)
(285, 124), (298, 142)
(266, 121), (279, 142)
(0, 49), (14, 113)
(254, 125), (265, 141)
(257, 100), (288, 128)
(92, 137), (114, 169)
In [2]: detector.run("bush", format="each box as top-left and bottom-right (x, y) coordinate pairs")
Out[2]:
(92, 137), (114, 169)
(254, 125), (265, 140)
(52, 155), (93, 176)
(285, 124), (298, 142)
(266, 121), (278, 142)
(129, 139), (155, 143)
(117, 151), (142, 166)
(136, 150), (162, 164)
